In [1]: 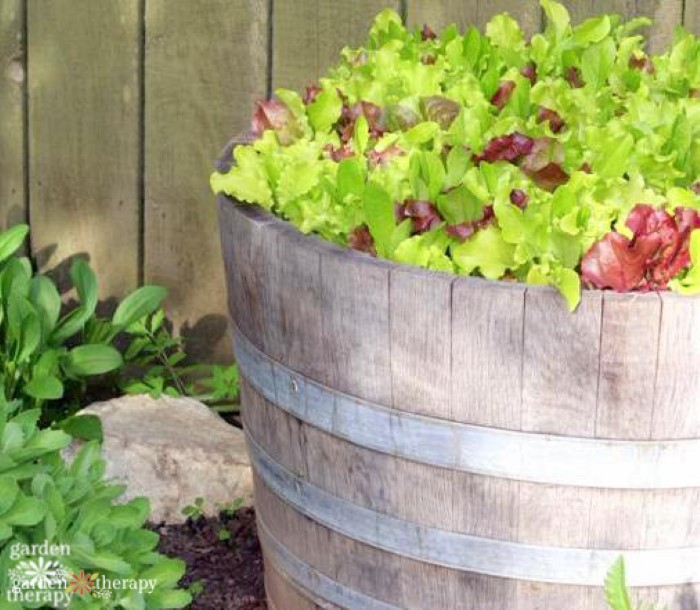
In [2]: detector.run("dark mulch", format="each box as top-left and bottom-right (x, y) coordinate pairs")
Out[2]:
(153, 507), (267, 610)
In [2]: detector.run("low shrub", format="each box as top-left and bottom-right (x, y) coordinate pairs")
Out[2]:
(0, 224), (239, 427)
(0, 399), (191, 609)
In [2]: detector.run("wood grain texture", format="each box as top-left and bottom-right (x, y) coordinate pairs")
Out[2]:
(516, 480), (592, 609)
(596, 292), (661, 439)
(390, 267), (453, 419)
(451, 278), (525, 428)
(320, 249), (392, 405)
(271, 0), (400, 91)
(452, 473), (519, 608)
(373, 263), (453, 610)
(450, 278), (523, 608)
(405, 0), (541, 37)
(0, 0), (25, 230)
(264, 225), (327, 383)
(28, 0), (139, 297)
(219, 200), (274, 351)
(687, 0), (700, 34)
(145, 0), (267, 362)
(651, 294), (700, 439)
(522, 287), (602, 436)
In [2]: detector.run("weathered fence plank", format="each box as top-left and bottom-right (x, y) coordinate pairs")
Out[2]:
(272, 0), (400, 90)
(685, 0), (700, 34)
(27, 0), (140, 297)
(405, 0), (541, 37)
(144, 0), (268, 362)
(0, 0), (25, 231)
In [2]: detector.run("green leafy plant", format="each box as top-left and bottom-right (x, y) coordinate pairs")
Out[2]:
(0, 223), (239, 426)
(605, 557), (666, 610)
(181, 497), (205, 521)
(0, 399), (191, 609)
(212, 0), (700, 310)
(187, 579), (205, 600)
(119, 310), (240, 413)
(0, 225), (165, 419)
(216, 498), (244, 517)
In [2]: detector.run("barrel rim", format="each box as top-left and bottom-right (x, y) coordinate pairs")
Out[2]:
(219, 193), (700, 307)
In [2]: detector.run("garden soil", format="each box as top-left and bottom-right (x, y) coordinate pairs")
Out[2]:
(153, 506), (267, 609)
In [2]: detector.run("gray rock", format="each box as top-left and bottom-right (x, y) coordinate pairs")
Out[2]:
(69, 394), (253, 523)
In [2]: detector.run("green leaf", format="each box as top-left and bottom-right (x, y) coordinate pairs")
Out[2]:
(405, 121), (439, 145)
(307, 88), (343, 133)
(445, 146), (470, 189)
(71, 258), (98, 312)
(29, 275), (61, 334)
(353, 115), (370, 154)
(541, 0), (570, 40)
(113, 285), (167, 328)
(147, 589), (193, 609)
(554, 267), (581, 311)
(592, 133), (634, 179)
(59, 414), (103, 442)
(436, 185), (483, 225)
(22, 429), (72, 455)
(363, 182), (395, 258)
(604, 557), (634, 610)
(452, 226), (516, 279)
(0, 475), (19, 515)
(486, 13), (523, 49)
(277, 160), (321, 203)
(393, 231), (454, 272)
(210, 146), (272, 207)
(24, 374), (64, 400)
(17, 310), (42, 362)
(63, 344), (123, 377)
(142, 557), (188, 588)
(71, 548), (131, 575)
(50, 259), (99, 344)
(336, 157), (366, 200)
(3, 494), (45, 526)
(581, 38), (616, 89)
(573, 15), (611, 45)
(0, 224), (28, 263)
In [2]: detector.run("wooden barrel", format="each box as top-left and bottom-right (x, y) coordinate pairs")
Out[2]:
(218, 193), (700, 610)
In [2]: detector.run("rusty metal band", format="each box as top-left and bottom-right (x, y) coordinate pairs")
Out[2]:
(234, 328), (700, 490)
(248, 434), (700, 587)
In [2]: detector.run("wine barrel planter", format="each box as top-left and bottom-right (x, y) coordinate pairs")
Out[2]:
(218, 189), (700, 609)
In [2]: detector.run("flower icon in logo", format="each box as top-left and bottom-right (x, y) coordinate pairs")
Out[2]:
(15, 557), (61, 589)
(67, 570), (98, 596)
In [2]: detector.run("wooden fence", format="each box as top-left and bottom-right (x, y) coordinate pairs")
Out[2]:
(0, 0), (697, 361)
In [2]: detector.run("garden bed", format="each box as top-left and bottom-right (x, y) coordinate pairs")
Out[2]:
(154, 506), (266, 610)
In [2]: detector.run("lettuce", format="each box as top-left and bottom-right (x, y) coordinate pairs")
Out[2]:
(211, 0), (700, 310)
